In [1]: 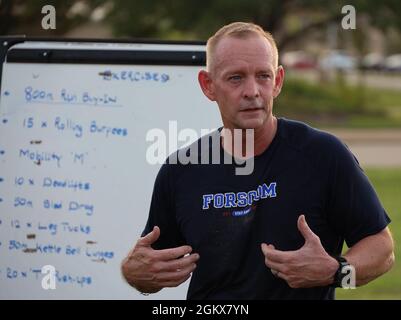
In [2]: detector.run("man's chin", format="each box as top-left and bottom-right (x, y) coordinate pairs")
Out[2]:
(236, 119), (265, 130)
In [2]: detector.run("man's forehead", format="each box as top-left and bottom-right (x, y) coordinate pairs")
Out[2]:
(216, 34), (270, 49)
(213, 35), (275, 70)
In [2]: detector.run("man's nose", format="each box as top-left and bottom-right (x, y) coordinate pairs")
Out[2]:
(243, 78), (259, 99)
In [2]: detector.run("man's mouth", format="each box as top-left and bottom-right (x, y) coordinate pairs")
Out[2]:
(240, 101), (264, 112)
(241, 108), (262, 112)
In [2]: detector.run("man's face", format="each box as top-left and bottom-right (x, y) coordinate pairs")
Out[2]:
(200, 35), (284, 130)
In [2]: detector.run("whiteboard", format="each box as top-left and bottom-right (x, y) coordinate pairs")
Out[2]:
(0, 40), (221, 299)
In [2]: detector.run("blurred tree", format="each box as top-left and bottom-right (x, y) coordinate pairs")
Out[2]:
(0, 0), (400, 50)
(104, 0), (401, 49)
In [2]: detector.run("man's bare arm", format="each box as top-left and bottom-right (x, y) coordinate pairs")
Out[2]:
(344, 227), (394, 286)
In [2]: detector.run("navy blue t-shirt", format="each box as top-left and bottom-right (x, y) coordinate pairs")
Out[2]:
(142, 118), (390, 300)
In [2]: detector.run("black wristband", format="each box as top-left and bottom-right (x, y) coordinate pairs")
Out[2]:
(330, 255), (350, 288)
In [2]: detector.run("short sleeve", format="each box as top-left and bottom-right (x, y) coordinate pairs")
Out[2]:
(141, 163), (185, 249)
(326, 138), (391, 247)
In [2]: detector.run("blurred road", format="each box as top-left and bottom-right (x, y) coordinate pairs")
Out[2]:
(325, 128), (401, 167)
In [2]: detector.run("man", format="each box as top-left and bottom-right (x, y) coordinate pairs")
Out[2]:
(121, 22), (394, 299)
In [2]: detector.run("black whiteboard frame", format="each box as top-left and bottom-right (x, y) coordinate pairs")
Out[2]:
(0, 36), (206, 93)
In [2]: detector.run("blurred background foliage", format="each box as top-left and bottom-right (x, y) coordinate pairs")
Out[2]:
(2, 0), (401, 45)
(1, 0), (401, 127)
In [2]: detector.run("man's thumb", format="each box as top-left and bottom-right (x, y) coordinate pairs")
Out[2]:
(297, 215), (316, 242)
(138, 226), (160, 246)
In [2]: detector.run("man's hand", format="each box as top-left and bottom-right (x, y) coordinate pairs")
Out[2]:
(121, 226), (200, 294)
(261, 215), (338, 288)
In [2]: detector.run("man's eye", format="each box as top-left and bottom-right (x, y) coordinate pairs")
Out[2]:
(228, 75), (242, 82)
(258, 74), (271, 80)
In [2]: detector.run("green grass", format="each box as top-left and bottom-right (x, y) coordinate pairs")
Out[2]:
(336, 168), (401, 300)
(275, 77), (401, 128)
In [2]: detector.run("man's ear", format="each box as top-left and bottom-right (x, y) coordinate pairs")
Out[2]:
(273, 65), (285, 99)
(198, 70), (216, 101)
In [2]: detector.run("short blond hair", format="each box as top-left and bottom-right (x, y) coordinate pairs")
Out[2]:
(206, 22), (279, 72)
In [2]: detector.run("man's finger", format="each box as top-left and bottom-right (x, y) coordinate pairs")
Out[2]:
(272, 269), (289, 282)
(261, 243), (275, 255)
(137, 226), (161, 247)
(161, 253), (200, 272)
(261, 243), (291, 263)
(297, 215), (317, 243)
(156, 245), (193, 261)
(264, 258), (286, 274)
(271, 269), (279, 277)
(155, 263), (197, 283)
(162, 273), (192, 288)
